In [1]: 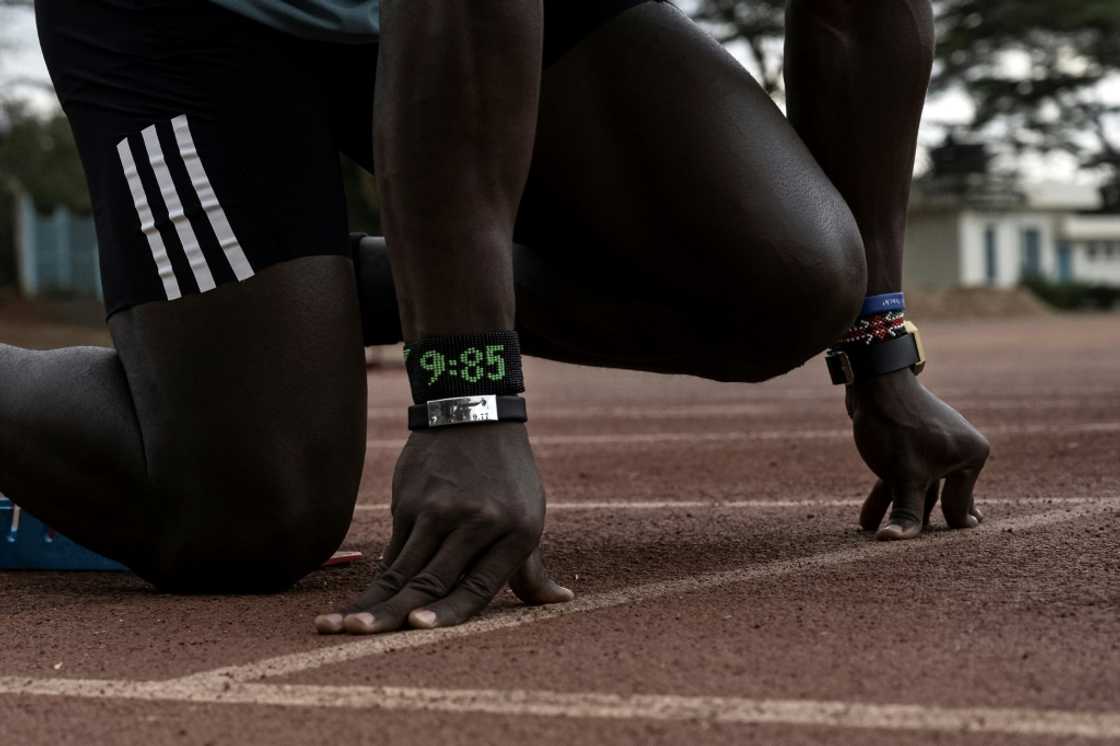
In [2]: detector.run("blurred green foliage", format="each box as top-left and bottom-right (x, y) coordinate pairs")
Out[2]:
(0, 103), (88, 285)
(1022, 276), (1120, 310)
(0, 102), (89, 213)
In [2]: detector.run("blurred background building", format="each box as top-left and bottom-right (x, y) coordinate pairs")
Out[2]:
(906, 137), (1120, 291)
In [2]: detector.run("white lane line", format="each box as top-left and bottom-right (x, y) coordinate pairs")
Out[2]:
(367, 398), (1119, 420)
(172, 503), (1112, 685)
(365, 421), (1120, 450)
(351, 495), (1118, 513)
(1, 679), (1117, 740)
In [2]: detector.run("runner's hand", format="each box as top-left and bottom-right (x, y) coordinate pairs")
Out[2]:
(847, 368), (990, 540)
(315, 422), (572, 635)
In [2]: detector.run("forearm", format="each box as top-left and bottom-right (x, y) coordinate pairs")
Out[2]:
(784, 0), (934, 295)
(375, 0), (544, 339)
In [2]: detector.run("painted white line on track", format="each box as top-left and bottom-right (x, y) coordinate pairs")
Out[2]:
(172, 503), (1113, 685)
(365, 421), (1120, 449)
(1, 678), (1118, 740)
(350, 495), (1119, 513)
(368, 397), (1120, 419)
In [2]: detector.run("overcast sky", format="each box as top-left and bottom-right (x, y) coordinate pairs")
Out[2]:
(0, 5), (1097, 184)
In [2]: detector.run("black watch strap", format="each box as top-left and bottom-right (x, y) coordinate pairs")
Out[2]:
(826, 326), (926, 385)
(408, 395), (527, 430)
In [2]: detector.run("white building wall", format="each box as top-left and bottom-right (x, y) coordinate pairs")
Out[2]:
(958, 211), (986, 285)
(906, 199), (1120, 289)
(902, 212), (962, 289)
(995, 218), (1023, 285)
(957, 211), (1058, 287)
(1071, 243), (1120, 285)
(1061, 216), (1120, 286)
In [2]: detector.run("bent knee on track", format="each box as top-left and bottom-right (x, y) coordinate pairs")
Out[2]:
(140, 503), (352, 593)
(135, 457), (359, 593)
(691, 220), (866, 384)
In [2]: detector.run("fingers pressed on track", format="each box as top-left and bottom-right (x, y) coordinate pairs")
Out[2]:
(876, 482), (929, 541)
(346, 518), (445, 609)
(941, 468), (982, 529)
(343, 526), (504, 635)
(409, 536), (533, 630)
(860, 479), (893, 532)
(315, 517), (443, 635)
(509, 548), (574, 606)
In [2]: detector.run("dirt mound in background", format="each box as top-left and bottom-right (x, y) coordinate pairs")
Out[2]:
(905, 287), (1053, 319)
(0, 289), (110, 349)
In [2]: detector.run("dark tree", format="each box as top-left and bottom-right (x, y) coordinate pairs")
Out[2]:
(934, 0), (1120, 208)
(687, 0), (786, 98)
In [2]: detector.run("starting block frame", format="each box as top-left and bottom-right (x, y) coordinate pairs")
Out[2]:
(1, 494), (364, 572)
(0, 495), (127, 571)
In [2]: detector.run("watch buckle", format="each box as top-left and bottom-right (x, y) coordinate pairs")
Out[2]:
(904, 321), (926, 375)
(826, 350), (855, 386)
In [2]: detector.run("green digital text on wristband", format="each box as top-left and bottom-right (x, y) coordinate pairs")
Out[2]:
(403, 331), (525, 404)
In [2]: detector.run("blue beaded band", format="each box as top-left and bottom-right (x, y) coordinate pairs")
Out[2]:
(860, 292), (905, 318)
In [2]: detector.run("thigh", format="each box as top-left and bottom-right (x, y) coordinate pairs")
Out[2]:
(109, 257), (367, 555)
(516, 1), (864, 325)
(38, 0), (368, 570)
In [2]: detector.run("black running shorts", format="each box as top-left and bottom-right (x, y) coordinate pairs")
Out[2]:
(36, 0), (661, 317)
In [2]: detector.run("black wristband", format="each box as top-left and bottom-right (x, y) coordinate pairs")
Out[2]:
(825, 322), (926, 385)
(403, 331), (525, 404)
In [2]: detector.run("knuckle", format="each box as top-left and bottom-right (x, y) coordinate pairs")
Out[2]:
(473, 503), (509, 527)
(975, 434), (992, 461)
(459, 573), (497, 602)
(376, 568), (408, 592)
(407, 571), (451, 599)
(414, 509), (453, 530)
(509, 519), (542, 546)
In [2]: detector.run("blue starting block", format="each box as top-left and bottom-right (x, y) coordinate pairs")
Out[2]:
(1, 495), (126, 571)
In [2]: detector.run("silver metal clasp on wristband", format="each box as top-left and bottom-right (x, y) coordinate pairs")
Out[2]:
(426, 395), (500, 428)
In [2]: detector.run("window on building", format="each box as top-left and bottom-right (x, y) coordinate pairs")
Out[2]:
(1057, 241), (1073, 282)
(1020, 227), (1042, 278)
(1087, 242), (1099, 260)
(984, 225), (998, 285)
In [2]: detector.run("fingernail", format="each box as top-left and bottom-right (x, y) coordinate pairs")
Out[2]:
(410, 610), (437, 629)
(876, 524), (904, 541)
(314, 613), (344, 634)
(343, 613), (376, 634)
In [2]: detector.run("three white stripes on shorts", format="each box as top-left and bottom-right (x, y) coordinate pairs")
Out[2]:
(116, 115), (254, 301)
